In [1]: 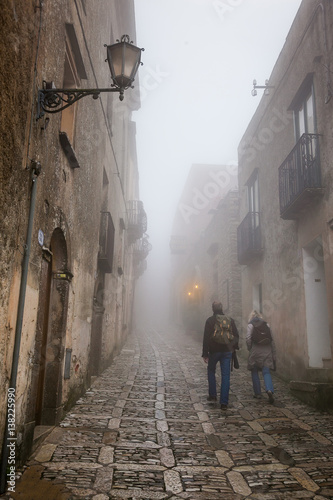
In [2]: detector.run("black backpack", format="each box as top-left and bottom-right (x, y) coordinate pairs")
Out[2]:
(251, 321), (272, 345)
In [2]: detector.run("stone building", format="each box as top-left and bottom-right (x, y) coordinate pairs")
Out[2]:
(0, 0), (148, 465)
(169, 164), (240, 334)
(202, 191), (242, 330)
(237, 0), (333, 407)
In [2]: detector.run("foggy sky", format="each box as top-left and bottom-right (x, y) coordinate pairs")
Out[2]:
(132, 0), (302, 328)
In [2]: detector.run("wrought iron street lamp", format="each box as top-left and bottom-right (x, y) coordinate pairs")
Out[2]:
(37, 35), (143, 119)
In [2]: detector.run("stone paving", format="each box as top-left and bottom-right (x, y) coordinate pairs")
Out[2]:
(8, 327), (333, 498)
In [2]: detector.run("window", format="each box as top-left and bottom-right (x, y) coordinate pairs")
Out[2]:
(237, 169), (262, 265)
(60, 40), (79, 145)
(253, 283), (262, 313)
(294, 89), (315, 139)
(247, 169), (260, 228)
(291, 75), (316, 140)
(98, 212), (115, 274)
(59, 25), (87, 168)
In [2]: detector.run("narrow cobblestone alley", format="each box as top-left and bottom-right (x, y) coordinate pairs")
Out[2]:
(6, 327), (333, 500)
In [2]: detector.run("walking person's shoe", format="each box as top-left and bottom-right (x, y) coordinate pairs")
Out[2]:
(253, 394), (262, 399)
(207, 395), (217, 401)
(220, 404), (228, 410)
(267, 390), (274, 404)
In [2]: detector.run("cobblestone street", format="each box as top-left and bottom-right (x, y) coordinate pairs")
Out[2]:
(8, 327), (333, 499)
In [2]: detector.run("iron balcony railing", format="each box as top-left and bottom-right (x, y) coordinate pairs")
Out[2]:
(279, 133), (323, 219)
(134, 259), (147, 279)
(237, 211), (262, 265)
(127, 200), (147, 241)
(133, 236), (152, 263)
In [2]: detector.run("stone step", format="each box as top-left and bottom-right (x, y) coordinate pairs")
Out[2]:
(32, 425), (54, 453)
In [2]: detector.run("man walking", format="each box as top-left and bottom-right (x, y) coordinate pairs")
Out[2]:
(202, 301), (239, 410)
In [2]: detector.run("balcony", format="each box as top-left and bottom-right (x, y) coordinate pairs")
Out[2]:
(133, 236), (152, 263)
(98, 212), (115, 273)
(237, 212), (262, 265)
(128, 200), (147, 242)
(134, 259), (147, 279)
(279, 133), (324, 220)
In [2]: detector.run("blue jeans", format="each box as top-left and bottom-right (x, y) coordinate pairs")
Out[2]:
(207, 351), (232, 405)
(251, 367), (274, 395)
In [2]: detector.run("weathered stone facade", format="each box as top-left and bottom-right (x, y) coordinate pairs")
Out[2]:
(0, 0), (147, 463)
(169, 164), (240, 334)
(193, 190), (241, 332)
(237, 0), (333, 405)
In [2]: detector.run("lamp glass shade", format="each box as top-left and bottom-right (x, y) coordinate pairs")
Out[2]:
(107, 37), (141, 90)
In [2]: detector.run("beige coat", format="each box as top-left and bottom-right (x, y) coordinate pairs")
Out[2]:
(246, 320), (276, 371)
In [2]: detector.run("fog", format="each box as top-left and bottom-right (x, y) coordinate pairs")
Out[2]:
(132, 0), (302, 329)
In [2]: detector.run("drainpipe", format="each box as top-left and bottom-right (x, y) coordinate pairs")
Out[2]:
(0, 161), (41, 494)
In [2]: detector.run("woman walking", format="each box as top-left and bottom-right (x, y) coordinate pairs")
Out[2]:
(246, 310), (276, 403)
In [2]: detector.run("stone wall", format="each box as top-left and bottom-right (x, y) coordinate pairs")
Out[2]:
(237, 0), (333, 387)
(0, 0), (142, 462)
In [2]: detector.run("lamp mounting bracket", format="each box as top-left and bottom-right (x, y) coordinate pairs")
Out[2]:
(251, 79), (275, 97)
(37, 82), (123, 119)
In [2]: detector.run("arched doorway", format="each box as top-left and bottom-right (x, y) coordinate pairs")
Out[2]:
(34, 228), (70, 425)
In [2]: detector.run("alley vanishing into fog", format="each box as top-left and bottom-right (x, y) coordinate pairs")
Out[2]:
(2, 1), (333, 499)
(5, 327), (333, 500)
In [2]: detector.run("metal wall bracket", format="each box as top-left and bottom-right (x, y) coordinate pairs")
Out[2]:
(37, 82), (122, 119)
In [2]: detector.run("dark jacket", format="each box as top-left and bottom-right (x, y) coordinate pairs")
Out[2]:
(202, 313), (239, 357)
(246, 317), (276, 370)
